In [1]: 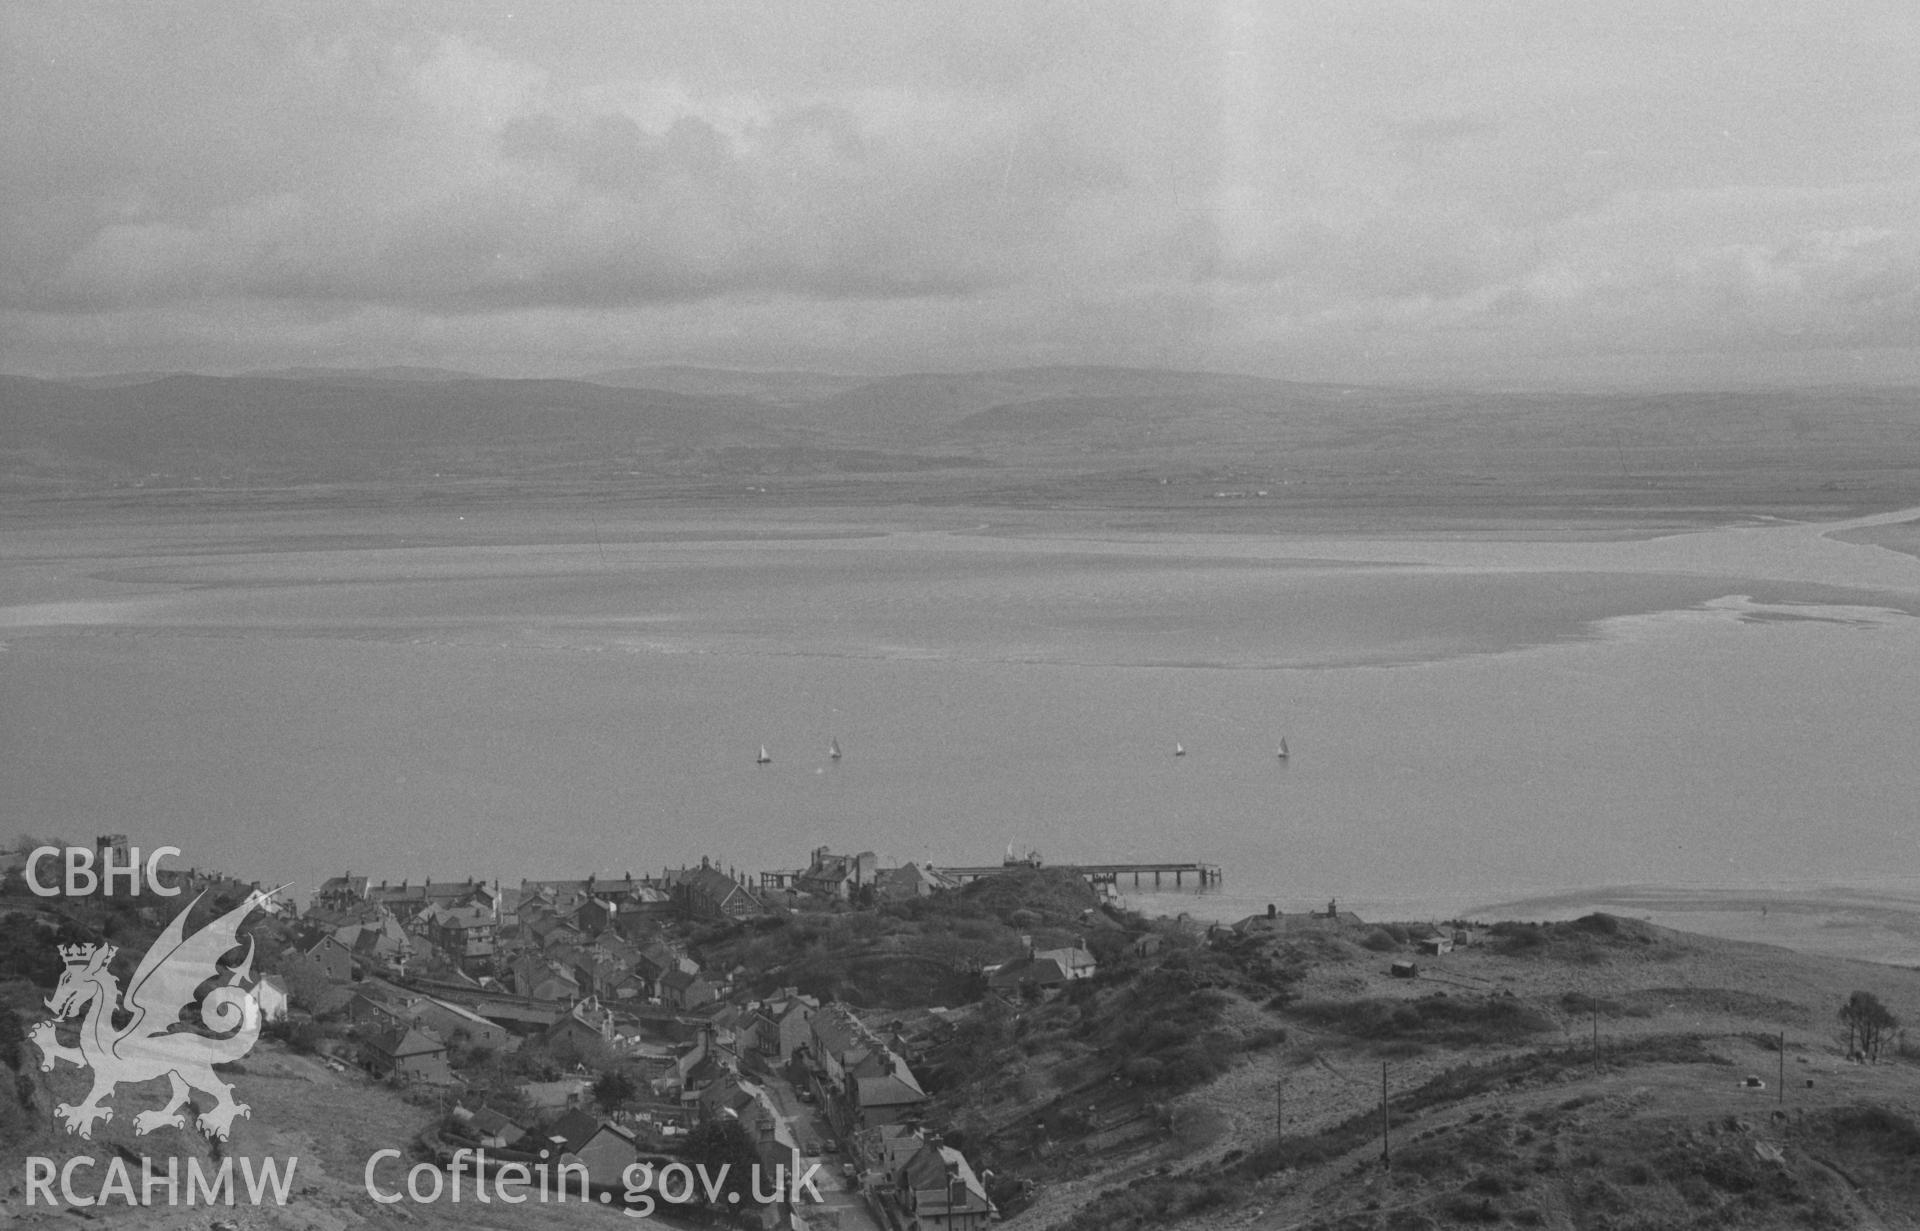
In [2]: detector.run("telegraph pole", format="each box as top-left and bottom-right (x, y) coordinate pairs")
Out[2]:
(1380, 1061), (1390, 1169)
(1276, 1058), (1284, 1143)
(1779, 1031), (1786, 1105)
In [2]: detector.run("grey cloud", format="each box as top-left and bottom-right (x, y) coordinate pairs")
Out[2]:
(8, 2), (1920, 383)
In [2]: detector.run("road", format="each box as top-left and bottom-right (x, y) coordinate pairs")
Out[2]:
(760, 1066), (886, 1231)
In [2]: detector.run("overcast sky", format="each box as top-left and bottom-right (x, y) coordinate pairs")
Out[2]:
(5, 2), (1918, 387)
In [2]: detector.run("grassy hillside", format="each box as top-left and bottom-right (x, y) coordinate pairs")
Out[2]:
(961, 912), (1920, 1230)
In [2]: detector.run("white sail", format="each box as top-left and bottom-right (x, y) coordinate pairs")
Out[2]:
(829, 738), (841, 760)
(1174, 742), (1185, 757)
(1277, 737), (1289, 760)
(758, 745), (772, 764)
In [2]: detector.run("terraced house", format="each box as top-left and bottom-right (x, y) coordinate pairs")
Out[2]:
(806, 1005), (930, 1133)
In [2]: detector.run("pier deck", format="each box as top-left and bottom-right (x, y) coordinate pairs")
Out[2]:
(933, 861), (1222, 888)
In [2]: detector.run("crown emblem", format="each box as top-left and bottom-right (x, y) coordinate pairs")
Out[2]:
(59, 943), (113, 967)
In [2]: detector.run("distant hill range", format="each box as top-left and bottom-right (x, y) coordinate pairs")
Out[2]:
(5, 364), (1920, 514)
(243, 364), (487, 384)
(583, 364), (870, 405)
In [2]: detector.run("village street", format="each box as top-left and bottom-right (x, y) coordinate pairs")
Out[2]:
(760, 1070), (884, 1231)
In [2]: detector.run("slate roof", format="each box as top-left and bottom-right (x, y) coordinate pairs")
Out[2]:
(899, 1143), (992, 1215)
(364, 1024), (445, 1060)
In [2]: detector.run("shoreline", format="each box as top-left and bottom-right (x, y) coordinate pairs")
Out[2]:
(1121, 879), (1920, 970)
(1471, 884), (1920, 969)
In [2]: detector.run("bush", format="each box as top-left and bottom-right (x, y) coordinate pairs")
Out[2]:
(1561, 991), (1622, 1016)
(1287, 995), (1555, 1045)
(263, 1016), (324, 1054)
(1489, 922), (1547, 954)
(1437, 1195), (1502, 1223)
(1819, 1105), (1920, 1157)
(1392, 1144), (1457, 1178)
(1360, 928), (1400, 952)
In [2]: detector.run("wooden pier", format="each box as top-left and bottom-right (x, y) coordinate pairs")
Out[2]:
(934, 861), (1223, 889)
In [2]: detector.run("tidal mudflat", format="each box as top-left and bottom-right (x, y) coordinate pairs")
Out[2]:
(5, 502), (1920, 930)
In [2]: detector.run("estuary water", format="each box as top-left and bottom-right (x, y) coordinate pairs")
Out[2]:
(5, 504), (1920, 924)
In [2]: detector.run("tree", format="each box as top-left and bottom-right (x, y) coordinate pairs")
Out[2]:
(1841, 990), (1900, 1062)
(683, 1118), (766, 1208)
(279, 958), (338, 1015)
(592, 1068), (636, 1111)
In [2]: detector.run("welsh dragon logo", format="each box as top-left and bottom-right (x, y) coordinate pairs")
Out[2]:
(30, 889), (276, 1141)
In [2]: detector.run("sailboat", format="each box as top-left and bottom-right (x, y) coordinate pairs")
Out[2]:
(1276, 737), (1290, 760)
(828, 738), (842, 761)
(1174, 742), (1186, 757)
(757, 745), (772, 765)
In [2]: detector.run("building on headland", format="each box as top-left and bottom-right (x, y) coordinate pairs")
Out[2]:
(797, 846), (879, 900)
(667, 858), (768, 921)
(987, 936), (1097, 993)
(874, 861), (962, 901)
(1231, 901), (1365, 936)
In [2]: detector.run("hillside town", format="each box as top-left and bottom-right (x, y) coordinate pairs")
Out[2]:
(268, 845), (1134, 1229)
(6, 836), (1412, 1231)
(274, 854), (947, 1227)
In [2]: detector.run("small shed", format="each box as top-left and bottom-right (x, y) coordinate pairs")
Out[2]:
(1389, 959), (1419, 979)
(1417, 936), (1454, 956)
